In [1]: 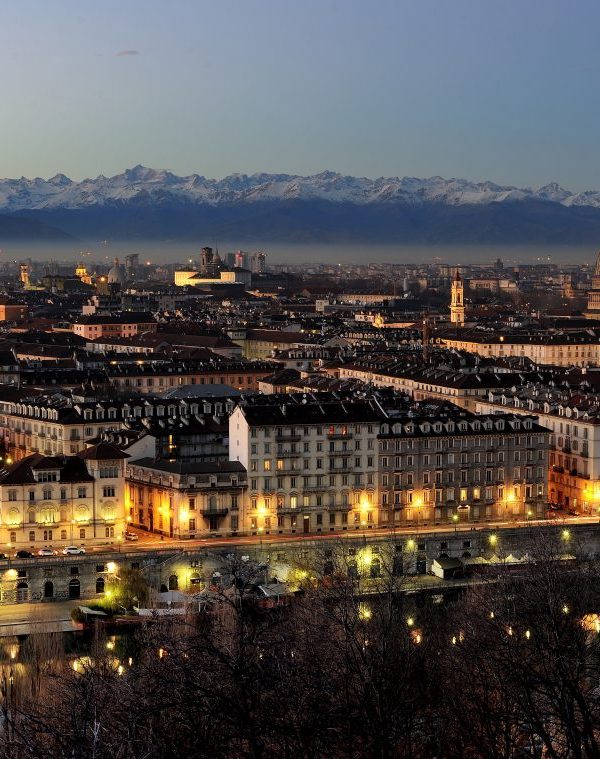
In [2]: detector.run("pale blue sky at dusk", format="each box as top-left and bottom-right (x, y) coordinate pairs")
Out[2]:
(2, 0), (600, 189)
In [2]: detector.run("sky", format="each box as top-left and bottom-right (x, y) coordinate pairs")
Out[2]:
(2, 0), (600, 190)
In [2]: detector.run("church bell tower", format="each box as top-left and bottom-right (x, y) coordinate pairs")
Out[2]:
(450, 270), (465, 326)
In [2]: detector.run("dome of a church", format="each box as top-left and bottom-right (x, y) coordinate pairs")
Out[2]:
(107, 258), (126, 285)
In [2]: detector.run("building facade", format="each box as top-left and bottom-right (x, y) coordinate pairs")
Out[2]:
(125, 459), (246, 537)
(229, 397), (386, 536)
(477, 390), (600, 513)
(378, 409), (549, 527)
(0, 443), (128, 550)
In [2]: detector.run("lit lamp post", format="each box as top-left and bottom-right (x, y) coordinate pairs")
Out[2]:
(452, 513), (459, 534)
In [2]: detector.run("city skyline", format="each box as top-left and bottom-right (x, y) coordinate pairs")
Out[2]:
(2, 0), (600, 189)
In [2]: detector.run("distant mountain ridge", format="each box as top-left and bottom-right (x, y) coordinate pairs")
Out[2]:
(2, 165), (600, 210)
(4, 166), (600, 244)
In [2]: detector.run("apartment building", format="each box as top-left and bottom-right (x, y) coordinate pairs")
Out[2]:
(105, 359), (278, 394)
(125, 459), (246, 538)
(440, 329), (600, 367)
(477, 388), (600, 512)
(229, 395), (386, 536)
(0, 442), (128, 551)
(378, 408), (549, 527)
(0, 393), (237, 461)
(337, 356), (545, 410)
(72, 312), (157, 340)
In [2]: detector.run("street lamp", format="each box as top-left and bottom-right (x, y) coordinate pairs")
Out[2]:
(452, 513), (459, 534)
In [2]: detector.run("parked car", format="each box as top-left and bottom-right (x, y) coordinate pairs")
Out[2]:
(37, 547), (57, 556)
(15, 550), (33, 559)
(62, 546), (85, 555)
(124, 531), (139, 541)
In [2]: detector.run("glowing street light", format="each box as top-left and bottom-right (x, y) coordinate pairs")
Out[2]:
(358, 603), (372, 622)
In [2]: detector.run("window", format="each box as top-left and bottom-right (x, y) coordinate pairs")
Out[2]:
(78, 487), (87, 498)
(8, 490), (17, 502)
(79, 528), (86, 539)
(43, 487), (52, 500)
(29, 531), (35, 541)
(103, 487), (115, 498)
(99, 467), (119, 479)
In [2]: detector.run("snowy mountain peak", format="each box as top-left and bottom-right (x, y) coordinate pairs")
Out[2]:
(0, 168), (599, 212)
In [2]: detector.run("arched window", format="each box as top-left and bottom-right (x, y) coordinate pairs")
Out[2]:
(168, 574), (178, 591)
(43, 581), (54, 598)
(96, 577), (105, 594)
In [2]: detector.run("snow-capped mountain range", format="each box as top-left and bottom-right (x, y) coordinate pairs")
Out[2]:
(1, 165), (600, 211)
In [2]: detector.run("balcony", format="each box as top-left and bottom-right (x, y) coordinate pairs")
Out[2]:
(275, 434), (301, 442)
(327, 432), (352, 440)
(275, 451), (300, 459)
(201, 507), (229, 517)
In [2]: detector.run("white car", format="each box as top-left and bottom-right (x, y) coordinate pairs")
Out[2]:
(37, 548), (57, 556)
(124, 531), (138, 541)
(62, 546), (86, 555)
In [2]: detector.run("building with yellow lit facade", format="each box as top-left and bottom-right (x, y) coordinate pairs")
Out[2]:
(0, 443), (128, 550)
(378, 409), (549, 526)
(229, 394), (549, 534)
(477, 387), (600, 513)
(229, 397), (387, 535)
(125, 459), (246, 537)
